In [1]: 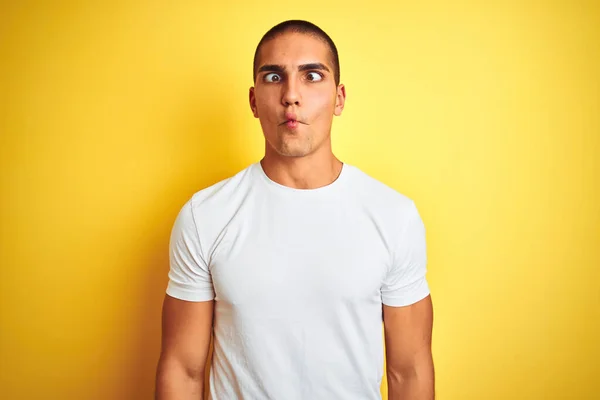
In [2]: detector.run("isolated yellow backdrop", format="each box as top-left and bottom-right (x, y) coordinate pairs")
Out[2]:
(1, 1), (598, 399)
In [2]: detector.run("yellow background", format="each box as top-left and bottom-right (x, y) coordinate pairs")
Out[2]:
(1, 1), (599, 399)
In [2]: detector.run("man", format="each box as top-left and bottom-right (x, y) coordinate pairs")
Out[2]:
(155, 20), (434, 400)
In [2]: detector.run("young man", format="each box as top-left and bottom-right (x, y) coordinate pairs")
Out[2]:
(156, 20), (434, 400)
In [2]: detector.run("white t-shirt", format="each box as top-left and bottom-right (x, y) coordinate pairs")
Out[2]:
(166, 161), (430, 400)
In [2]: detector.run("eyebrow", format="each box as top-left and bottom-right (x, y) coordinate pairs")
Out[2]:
(257, 63), (331, 74)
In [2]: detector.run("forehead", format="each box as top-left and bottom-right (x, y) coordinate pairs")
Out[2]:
(257, 32), (332, 69)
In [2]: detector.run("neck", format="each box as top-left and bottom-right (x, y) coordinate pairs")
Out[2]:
(260, 151), (343, 190)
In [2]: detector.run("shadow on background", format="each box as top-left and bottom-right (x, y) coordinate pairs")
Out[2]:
(122, 87), (249, 400)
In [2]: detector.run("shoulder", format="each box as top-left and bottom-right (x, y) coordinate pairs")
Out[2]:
(187, 163), (256, 210)
(175, 163), (257, 228)
(344, 164), (417, 216)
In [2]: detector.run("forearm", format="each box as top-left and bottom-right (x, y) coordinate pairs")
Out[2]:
(155, 358), (205, 400)
(387, 361), (434, 400)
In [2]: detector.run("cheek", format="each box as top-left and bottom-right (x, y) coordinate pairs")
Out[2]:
(256, 96), (279, 121)
(311, 91), (337, 118)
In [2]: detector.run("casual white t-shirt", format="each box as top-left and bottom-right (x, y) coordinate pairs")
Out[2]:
(166, 161), (430, 400)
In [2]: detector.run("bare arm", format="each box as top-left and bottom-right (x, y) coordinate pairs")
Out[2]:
(155, 295), (214, 400)
(383, 295), (434, 400)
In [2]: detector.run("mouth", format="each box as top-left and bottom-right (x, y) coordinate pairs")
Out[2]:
(279, 119), (306, 129)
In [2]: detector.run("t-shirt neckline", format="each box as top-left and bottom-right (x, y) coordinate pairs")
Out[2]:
(254, 161), (349, 195)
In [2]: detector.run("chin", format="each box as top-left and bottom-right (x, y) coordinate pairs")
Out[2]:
(269, 137), (312, 158)
(276, 147), (312, 158)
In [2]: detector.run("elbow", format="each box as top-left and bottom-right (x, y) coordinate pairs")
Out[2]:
(157, 355), (205, 381)
(387, 364), (417, 386)
(387, 355), (434, 386)
(155, 356), (206, 399)
(156, 355), (207, 398)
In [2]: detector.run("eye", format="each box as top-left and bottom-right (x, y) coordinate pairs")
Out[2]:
(306, 72), (323, 82)
(264, 73), (282, 83)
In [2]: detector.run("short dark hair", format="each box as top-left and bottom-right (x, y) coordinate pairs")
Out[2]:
(253, 20), (340, 86)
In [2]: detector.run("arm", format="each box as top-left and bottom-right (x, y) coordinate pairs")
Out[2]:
(383, 295), (434, 400)
(156, 198), (216, 398)
(155, 295), (214, 400)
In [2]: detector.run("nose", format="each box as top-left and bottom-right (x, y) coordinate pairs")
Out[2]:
(281, 79), (301, 107)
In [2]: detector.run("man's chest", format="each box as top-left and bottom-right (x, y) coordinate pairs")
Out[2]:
(207, 208), (391, 314)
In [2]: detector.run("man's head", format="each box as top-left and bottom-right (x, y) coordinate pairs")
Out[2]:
(249, 20), (346, 159)
(253, 20), (341, 87)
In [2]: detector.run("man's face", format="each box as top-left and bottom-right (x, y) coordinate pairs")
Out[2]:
(250, 32), (345, 158)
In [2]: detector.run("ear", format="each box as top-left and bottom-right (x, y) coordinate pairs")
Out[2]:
(249, 87), (259, 118)
(334, 84), (346, 116)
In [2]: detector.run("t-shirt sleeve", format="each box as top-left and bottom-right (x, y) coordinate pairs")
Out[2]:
(381, 200), (430, 307)
(166, 198), (215, 302)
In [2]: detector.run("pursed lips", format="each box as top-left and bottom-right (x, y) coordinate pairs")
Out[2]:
(279, 112), (307, 127)
(278, 119), (307, 126)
